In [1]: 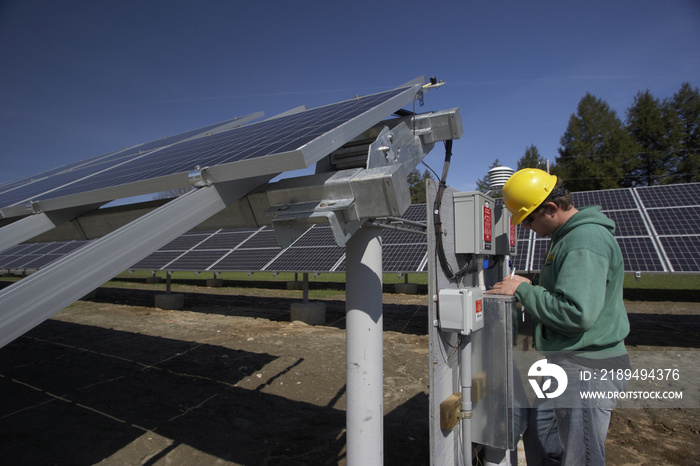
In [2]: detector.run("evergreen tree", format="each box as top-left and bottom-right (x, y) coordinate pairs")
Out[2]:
(555, 93), (637, 191)
(475, 159), (502, 194)
(625, 90), (673, 185)
(407, 168), (434, 204)
(517, 145), (548, 171)
(665, 82), (700, 183)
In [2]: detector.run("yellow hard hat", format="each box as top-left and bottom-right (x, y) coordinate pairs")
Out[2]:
(502, 168), (558, 225)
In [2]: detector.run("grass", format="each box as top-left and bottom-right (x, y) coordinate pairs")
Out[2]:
(4, 270), (697, 302)
(113, 270), (698, 291)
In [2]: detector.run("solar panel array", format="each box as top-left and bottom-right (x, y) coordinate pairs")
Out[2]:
(0, 86), (415, 217)
(517, 183), (700, 274)
(0, 204), (429, 275)
(1, 184), (698, 276)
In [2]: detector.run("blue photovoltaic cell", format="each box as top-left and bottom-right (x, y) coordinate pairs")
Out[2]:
(527, 235), (664, 273)
(381, 228), (426, 245)
(166, 250), (230, 271)
(636, 183), (700, 208)
(604, 210), (650, 237)
(660, 236), (700, 272)
(131, 251), (184, 270)
(213, 248), (282, 271)
(194, 231), (257, 250)
(400, 204), (427, 222)
(0, 87), (413, 212)
(617, 237), (665, 272)
(646, 207), (700, 236)
(290, 225), (337, 247)
(159, 233), (212, 251)
(6, 182), (699, 275)
(516, 224), (530, 241)
(512, 241), (529, 271)
(238, 228), (281, 249)
(571, 189), (637, 211)
(265, 247), (345, 272)
(0, 118), (242, 210)
(529, 239), (551, 273)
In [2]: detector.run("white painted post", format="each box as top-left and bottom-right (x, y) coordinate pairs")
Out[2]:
(345, 226), (383, 465)
(461, 338), (473, 465)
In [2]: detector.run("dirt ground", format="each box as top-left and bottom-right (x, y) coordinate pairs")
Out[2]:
(0, 280), (698, 465)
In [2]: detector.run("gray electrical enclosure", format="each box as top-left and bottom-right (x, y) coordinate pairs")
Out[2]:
(493, 203), (517, 256)
(470, 295), (522, 450)
(453, 191), (494, 255)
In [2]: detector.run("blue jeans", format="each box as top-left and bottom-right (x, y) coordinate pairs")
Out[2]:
(522, 358), (627, 466)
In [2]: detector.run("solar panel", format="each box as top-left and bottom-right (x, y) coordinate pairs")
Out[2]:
(265, 247), (345, 273)
(5, 185), (698, 276)
(646, 207), (700, 236)
(571, 189), (637, 211)
(0, 116), (257, 212)
(0, 241), (88, 271)
(512, 241), (529, 272)
(635, 183), (700, 208)
(194, 231), (257, 249)
(289, 225), (338, 247)
(399, 203), (427, 222)
(0, 85), (420, 219)
(213, 248), (282, 272)
(617, 237), (666, 272)
(636, 183), (700, 272)
(520, 186), (680, 274)
(131, 251), (183, 270)
(382, 244), (428, 272)
(604, 210), (650, 237)
(659, 236), (700, 272)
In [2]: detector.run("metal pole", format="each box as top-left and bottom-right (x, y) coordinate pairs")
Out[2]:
(345, 226), (383, 465)
(303, 272), (309, 303)
(461, 337), (473, 465)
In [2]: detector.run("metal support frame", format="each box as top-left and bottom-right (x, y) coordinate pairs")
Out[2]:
(0, 175), (270, 349)
(0, 204), (104, 253)
(345, 225), (384, 465)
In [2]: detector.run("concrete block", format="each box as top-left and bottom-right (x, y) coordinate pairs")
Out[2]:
(290, 302), (326, 325)
(155, 293), (184, 310)
(206, 278), (224, 287)
(394, 283), (418, 294)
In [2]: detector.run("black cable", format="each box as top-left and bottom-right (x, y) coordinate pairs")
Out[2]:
(433, 140), (476, 282)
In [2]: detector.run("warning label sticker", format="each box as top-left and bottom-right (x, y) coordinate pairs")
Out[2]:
(483, 206), (492, 243)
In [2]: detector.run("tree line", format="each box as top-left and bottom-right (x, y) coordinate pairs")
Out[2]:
(476, 82), (699, 193)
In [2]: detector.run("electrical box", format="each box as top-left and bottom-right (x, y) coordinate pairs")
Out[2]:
(453, 191), (494, 255)
(494, 203), (517, 256)
(438, 287), (484, 334)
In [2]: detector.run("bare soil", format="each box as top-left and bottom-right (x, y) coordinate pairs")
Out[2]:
(0, 280), (697, 465)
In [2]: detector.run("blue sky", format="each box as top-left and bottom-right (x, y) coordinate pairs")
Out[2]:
(1, 0), (698, 196)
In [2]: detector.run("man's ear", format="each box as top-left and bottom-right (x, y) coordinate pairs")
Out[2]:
(544, 202), (558, 216)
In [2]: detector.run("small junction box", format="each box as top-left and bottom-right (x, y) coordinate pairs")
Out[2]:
(438, 287), (484, 334)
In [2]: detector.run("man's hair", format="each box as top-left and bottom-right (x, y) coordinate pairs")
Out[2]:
(536, 178), (572, 212)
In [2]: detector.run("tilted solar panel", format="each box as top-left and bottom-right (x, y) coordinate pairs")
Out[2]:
(636, 183), (700, 272)
(646, 207), (700, 236)
(0, 85), (420, 218)
(617, 237), (666, 273)
(636, 183), (700, 208)
(4, 184), (698, 276)
(571, 189), (637, 211)
(660, 236), (700, 272)
(0, 116), (254, 212)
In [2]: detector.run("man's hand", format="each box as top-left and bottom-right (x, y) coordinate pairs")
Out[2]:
(487, 274), (531, 296)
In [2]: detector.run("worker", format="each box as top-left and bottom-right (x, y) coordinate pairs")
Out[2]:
(487, 168), (630, 465)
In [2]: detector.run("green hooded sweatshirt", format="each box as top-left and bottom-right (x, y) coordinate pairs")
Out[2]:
(514, 206), (630, 359)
